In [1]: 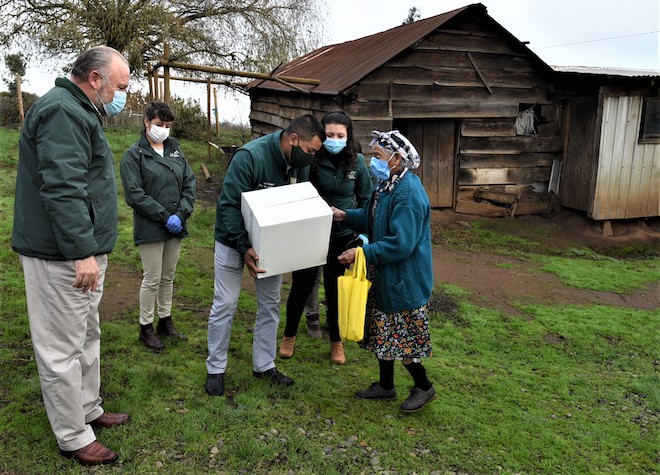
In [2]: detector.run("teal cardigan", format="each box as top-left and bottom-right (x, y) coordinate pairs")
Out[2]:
(344, 172), (433, 313)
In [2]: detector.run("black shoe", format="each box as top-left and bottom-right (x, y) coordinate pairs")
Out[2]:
(253, 368), (294, 386)
(355, 382), (397, 400)
(400, 385), (436, 413)
(306, 316), (322, 339)
(139, 324), (164, 351)
(156, 316), (188, 340)
(205, 373), (224, 396)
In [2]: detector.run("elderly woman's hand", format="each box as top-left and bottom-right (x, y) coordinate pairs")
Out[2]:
(337, 247), (357, 266)
(330, 206), (346, 221)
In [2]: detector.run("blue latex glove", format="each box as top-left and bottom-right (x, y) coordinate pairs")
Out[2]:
(166, 214), (182, 234)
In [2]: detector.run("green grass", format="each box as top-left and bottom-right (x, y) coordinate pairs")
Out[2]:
(536, 254), (660, 292)
(0, 127), (658, 474)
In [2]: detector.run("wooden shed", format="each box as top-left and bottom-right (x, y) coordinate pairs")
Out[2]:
(246, 3), (659, 220)
(554, 67), (659, 221)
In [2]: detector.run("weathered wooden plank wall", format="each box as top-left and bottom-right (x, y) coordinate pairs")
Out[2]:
(249, 17), (564, 207)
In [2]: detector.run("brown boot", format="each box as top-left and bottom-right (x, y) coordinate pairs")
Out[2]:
(156, 316), (187, 340)
(279, 335), (296, 358)
(140, 323), (164, 351)
(330, 341), (345, 364)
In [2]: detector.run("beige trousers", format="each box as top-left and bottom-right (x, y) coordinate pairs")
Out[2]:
(19, 254), (107, 451)
(137, 238), (182, 325)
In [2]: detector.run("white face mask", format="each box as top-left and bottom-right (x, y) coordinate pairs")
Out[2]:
(148, 124), (170, 144)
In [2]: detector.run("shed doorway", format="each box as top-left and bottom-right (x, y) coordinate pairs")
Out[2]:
(394, 119), (457, 208)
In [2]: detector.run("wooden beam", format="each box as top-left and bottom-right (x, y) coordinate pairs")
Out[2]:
(455, 199), (509, 217)
(467, 52), (492, 95)
(156, 60), (320, 86)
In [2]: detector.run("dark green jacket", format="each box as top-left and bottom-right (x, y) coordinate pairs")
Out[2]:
(311, 152), (373, 239)
(215, 130), (309, 256)
(120, 131), (196, 245)
(11, 77), (118, 260)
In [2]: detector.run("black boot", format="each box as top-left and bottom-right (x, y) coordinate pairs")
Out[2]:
(140, 323), (164, 351)
(156, 316), (187, 340)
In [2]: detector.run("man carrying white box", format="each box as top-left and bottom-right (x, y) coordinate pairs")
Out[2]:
(205, 114), (326, 396)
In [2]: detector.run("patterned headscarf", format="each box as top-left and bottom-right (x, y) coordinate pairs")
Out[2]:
(369, 130), (420, 170)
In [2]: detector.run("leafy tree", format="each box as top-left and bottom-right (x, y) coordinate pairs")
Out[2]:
(403, 6), (421, 24)
(3, 53), (26, 94)
(0, 0), (326, 76)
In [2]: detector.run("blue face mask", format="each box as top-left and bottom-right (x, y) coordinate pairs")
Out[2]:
(96, 75), (127, 117)
(323, 138), (347, 155)
(103, 90), (127, 117)
(369, 154), (394, 181)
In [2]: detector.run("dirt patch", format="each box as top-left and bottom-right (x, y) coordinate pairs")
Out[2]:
(99, 208), (660, 322)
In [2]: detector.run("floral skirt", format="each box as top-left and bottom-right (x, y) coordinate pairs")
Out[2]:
(359, 296), (433, 360)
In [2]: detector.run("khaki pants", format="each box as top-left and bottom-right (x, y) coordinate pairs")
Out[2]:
(19, 254), (107, 451)
(137, 238), (182, 325)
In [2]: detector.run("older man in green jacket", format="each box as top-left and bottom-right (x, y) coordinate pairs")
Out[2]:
(11, 46), (130, 466)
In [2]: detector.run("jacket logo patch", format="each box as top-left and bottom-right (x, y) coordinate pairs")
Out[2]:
(347, 170), (357, 180)
(171, 151), (180, 158)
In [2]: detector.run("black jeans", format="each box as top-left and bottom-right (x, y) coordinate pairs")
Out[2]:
(284, 233), (353, 342)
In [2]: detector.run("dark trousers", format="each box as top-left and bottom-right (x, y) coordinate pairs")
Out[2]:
(284, 234), (353, 342)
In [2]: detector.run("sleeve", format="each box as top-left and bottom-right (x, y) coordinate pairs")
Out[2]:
(119, 146), (169, 223)
(362, 186), (426, 267)
(217, 149), (254, 256)
(37, 107), (98, 259)
(354, 153), (374, 208)
(344, 200), (370, 234)
(177, 153), (196, 220)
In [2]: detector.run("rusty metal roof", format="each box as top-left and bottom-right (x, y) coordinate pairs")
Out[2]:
(247, 4), (480, 95)
(552, 65), (660, 78)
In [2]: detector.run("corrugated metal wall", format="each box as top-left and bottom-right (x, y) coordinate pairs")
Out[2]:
(592, 96), (660, 220)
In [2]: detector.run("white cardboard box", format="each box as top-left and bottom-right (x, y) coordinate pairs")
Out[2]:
(241, 182), (333, 278)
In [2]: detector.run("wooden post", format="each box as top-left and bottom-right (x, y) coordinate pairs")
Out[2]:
(147, 64), (154, 100)
(207, 78), (212, 162)
(213, 87), (220, 137)
(163, 43), (171, 104)
(153, 69), (160, 100)
(16, 74), (24, 127)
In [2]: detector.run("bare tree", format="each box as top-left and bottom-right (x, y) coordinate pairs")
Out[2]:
(0, 0), (327, 76)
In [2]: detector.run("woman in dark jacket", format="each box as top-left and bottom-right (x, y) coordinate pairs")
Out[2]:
(333, 129), (435, 413)
(280, 111), (373, 364)
(120, 101), (196, 350)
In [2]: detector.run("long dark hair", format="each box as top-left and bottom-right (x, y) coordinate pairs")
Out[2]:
(311, 110), (359, 182)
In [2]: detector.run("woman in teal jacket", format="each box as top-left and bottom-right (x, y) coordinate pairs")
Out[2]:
(280, 111), (374, 364)
(120, 101), (196, 351)
(333, 130), (435, 414)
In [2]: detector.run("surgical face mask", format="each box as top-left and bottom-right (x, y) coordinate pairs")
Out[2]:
(323, 138), (347, 155)
(369, 153), (395, 181)
(148, 124), (170, 144)
(95, 75), (127, 117)
(290, 145), (315, 167)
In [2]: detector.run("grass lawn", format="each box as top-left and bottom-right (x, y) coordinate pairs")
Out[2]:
(0, 127), (658, 474)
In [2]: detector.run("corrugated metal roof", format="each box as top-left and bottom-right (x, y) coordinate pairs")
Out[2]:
(247, 4), (478, 95)
(552, 65), (660, 78)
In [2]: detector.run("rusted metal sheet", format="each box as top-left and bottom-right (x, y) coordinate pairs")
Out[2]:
(592, 95), (660, 219)
(247, 3), (551, 96)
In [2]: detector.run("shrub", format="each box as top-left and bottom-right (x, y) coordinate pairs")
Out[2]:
(0, 91), (39, 128)
(170, 96), (207, 141)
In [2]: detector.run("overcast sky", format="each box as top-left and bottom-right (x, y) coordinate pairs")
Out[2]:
(6, 0), (659, 123)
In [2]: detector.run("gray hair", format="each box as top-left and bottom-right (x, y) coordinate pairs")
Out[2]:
(70, 45), (128, 80)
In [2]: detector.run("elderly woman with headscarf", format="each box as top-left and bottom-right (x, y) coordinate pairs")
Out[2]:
(332, 129), (435, 413)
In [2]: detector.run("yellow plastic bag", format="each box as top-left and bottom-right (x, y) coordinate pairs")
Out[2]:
(337, 246), (372, 342)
